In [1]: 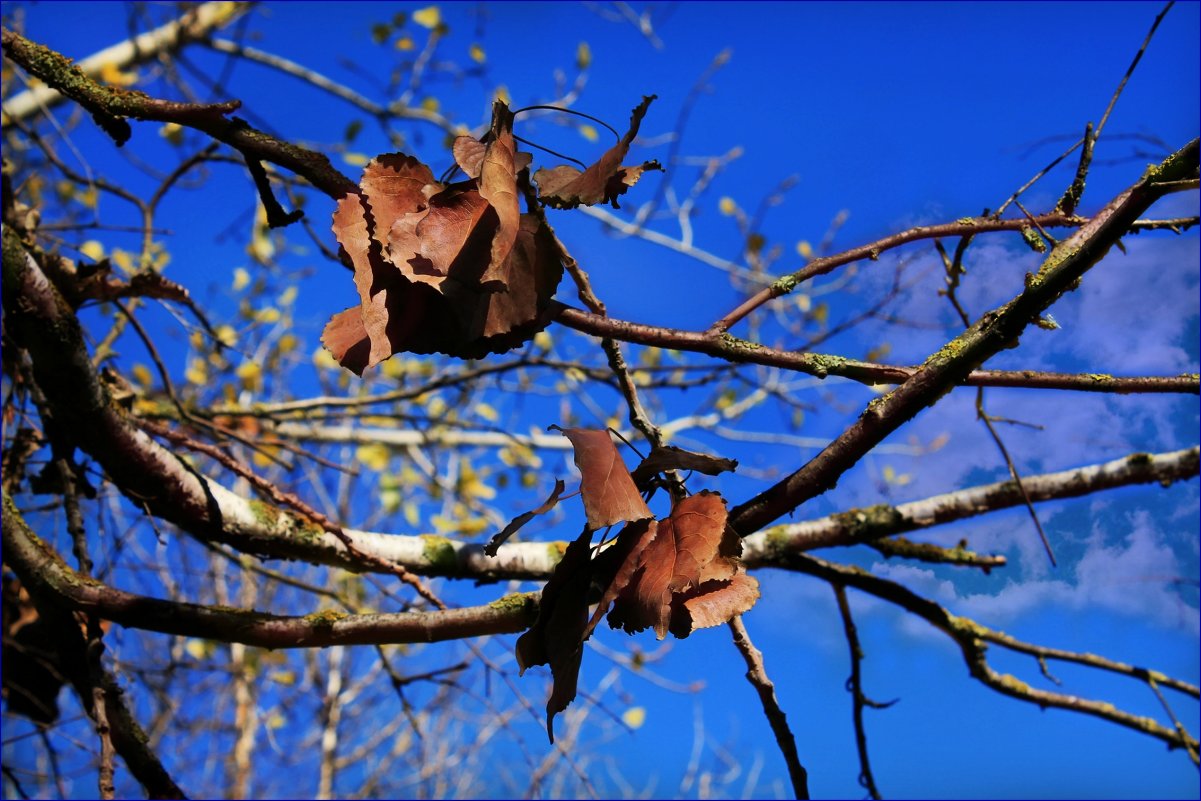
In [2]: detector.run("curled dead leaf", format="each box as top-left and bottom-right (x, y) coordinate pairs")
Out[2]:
(515, 529), (594, 743)
(513, 431), (754, 741)
(533, 95), (663, 209)
(607, 491), (758, 640)
(454, 135), (532, 180)
(630, 444), (738, 487)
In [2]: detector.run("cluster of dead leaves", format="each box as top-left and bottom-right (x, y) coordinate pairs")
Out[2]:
(323, 97), (661, 373)
(497, 428), (756, 741)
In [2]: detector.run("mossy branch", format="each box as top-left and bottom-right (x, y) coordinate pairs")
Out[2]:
(784, 551), (1200, 757)
(2, 492), (538, 648)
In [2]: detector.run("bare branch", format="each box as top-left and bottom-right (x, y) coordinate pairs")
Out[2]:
(1, 27), (357, 197)
(727, 139), (1200, 537)
(1, 2), (249, 122)
(832, 585), (883, 800)
(706, 209), (1197, 335)
(727, 616), (809, 799)
(558, 308), (1200, 394)
(2, 493), (538, 647)
(743, 447), (1198, 558)
(786, 552), (1200, 755)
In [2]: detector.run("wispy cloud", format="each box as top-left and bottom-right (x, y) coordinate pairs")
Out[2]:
(872, 507), (1199, 637)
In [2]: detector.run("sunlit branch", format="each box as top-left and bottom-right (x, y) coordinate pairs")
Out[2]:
(138, 417), (447, 609)
(1, 27), (358, 197)
(203, 37), (460, 135)
(742, 447), (1198, 558)
(867, 536), (1006, 571)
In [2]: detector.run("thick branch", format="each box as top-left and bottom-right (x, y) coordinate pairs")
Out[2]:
(2, 493), (538, 647)
(2, 28), (357, 197)
(727, 139), (1200, 537)
(1, 2), (249, 122)
(742, 447), (1199, 557)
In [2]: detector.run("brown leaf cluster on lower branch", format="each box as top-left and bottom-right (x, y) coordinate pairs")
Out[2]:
(504, 428), (758, 741)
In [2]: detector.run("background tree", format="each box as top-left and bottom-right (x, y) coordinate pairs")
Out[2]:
(2, 2), (1198, 798)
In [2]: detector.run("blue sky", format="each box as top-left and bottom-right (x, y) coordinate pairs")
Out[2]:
(3, 2), (1199, 798)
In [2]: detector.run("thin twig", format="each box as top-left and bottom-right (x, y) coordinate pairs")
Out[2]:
(1146, 676), (1200, 767)
(727, 615), (808, 799)
(976, 389), (1056, 566)
(833, 584), (883, 800)
(1096, 2), (1173, 139)
(137, 418), (446, 609)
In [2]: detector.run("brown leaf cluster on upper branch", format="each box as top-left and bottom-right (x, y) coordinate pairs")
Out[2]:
(505, 427), (756, 741)
(323, 96), (661, 373)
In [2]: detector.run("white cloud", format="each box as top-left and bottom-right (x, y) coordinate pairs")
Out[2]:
(1060, 236), (1200, 374)
(870, 508), (1199, 637)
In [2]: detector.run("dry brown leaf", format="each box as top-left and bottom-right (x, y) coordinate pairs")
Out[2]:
(671, 573), (760, 638)
(583, 517), (657, 640)
(454, 135), (532, 180)
(452, 136), (487, 178)
(389, 185), (497, 287)
(511, 455), (755, 741)
(533, 95), (663, 209)
(332, 191), (401, 369)
(360, 154), (439, 227)
(461, 214), (563, 340)
(323, 104), (565, 370)
(630, 444), (738, 487)
(516, 516), (656, 743)
(551, 426), (652, 530)
(476, 106), (521, 290)
(607, 491), (758, 639)
(320, 306), (372, 375)
(515, 529), (594, 743)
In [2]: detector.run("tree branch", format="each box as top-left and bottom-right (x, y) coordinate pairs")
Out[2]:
(832, 584), (883, 800)
(727, 615), (809, 799)
(4, 230), (1195, 585)
(785, 551), (1200, 755)
(1, 28), (358, 197)
(5, 177), (1197, 585)
(1, 2), (249, 122)
(707, 209), (1198, 334)
(2, 493), (538, 647)
(1, 494), (188, 799)
(743, 447), (1197, 557)
(727, 139), (1200, 537)
(557, 308), (1200, 394)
